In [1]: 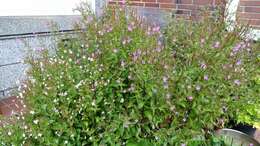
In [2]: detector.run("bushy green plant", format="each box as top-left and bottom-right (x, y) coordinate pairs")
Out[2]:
(164, 10), (259, 134)
(0, 4), (259, 146)
(236, 42), (260, 128)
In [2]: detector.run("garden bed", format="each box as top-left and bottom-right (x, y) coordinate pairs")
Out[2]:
(0, 3), (259, 146)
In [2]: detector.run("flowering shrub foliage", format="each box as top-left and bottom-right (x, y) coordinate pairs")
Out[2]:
(0, 4), (259, 146)
(164, 13), (259, 134)
(236, 42), (260, 129)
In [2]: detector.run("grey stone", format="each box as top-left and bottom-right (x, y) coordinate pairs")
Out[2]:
(0, 35), (56, 66)
(0, 63), (28, 91)
(0, 15), (81, 35)
(0, 15), (80, 99)
(134, 7), (171, 26)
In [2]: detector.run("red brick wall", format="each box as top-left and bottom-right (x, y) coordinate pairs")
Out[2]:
(238, 0), (260, 29)
(109, 0), (226, 18)
(109, 0), (260, 28)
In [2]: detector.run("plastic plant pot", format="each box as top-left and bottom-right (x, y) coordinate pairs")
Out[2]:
(217, 128), (260, 146)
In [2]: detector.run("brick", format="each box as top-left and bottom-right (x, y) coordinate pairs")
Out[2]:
(108, 0), (260, 28)
(145, 2), (160, 7)
(240, 1), (260, 6)
(0, 105), (13, 116)
(158, 0), (174, 3)
(108, 1), (118, 5)
(238, 12), (260, 20)
(193, 0), (214, 5)
(215, 0), (226, 5)
(240, 19), (260, 26)
(129, 2), (144, 6)
(177, 4), (198, 11)
(180, 0), (193, 4)
(142, 0), (156, 2)
(237, 6), (245, 12)
(160, 3), (176, 9)
(0, 96), (25, 117)
(244, 7), (260, 13)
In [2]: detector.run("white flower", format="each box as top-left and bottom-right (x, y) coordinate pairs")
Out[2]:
(43, 91), (48, 95)
(196, 85), (201, 91)
(75, 80), (84, 89)
(120, 98), (124, 103)
(33, 119), (39, 125)
(113, 49), (118, 53)
(8, 131), (12, 136)
(166, 93), (171, 99)
(53, 99), (58, 103)
(30, 78), (36, 84)
(59, 92), (67, 96)
(19, 93), (24, 99)
(91, 101), (96, 106)
(38, 133), (42, 137)
(65, 140), (68, 144)
(88, 57), (94, 62)
(30, 111), (35, 115)
(53, 108), (59, 113)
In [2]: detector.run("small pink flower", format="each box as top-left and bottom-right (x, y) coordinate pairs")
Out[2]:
(204, 75), (209, 81)
(200, 63), (207, 70)
(36, 47), (45, 52)
(152, 26), (160, 33)
(147, 26), (152, 36)
(106, 26), (113, 33)
(232, 43), (242, 53)
(213, 41), (220, 48)
(234, 79), (241, 86)
(128, 25), (133, 32)
(86, 16), (93, 23)
(201, 38), (205, 44)
(155, 47), (162, 52)
(187, 96), (193, 101)
(236, 60), (242, 66)
(121, 60), (126, 67)
(128, 22), (135, 32)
